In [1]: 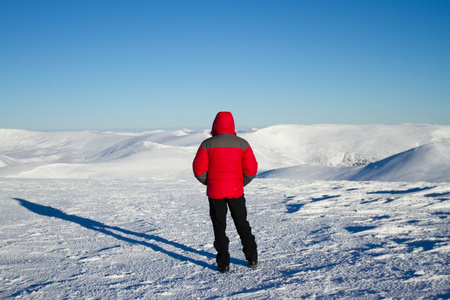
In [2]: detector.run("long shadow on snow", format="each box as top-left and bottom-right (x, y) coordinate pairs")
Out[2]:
(367, 186), (435, 195)
(12, 198), (226, 270)
(285, 194), (340, 214)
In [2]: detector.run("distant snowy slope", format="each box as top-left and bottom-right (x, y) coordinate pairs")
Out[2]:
(244, 124), (450, 169)
(259, 141), (450, 183)
(1, 124), (450, 182)
(0, 129), (209, 179)
(349, 141), (450, 183)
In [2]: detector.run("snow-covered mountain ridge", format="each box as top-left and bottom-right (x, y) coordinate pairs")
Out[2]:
(1, 124), (449, 182)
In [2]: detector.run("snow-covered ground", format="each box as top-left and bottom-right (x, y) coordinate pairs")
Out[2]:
(1, 124), (449, 298)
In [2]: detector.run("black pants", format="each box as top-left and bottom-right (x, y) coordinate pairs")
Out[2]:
(208, 195), (257, 267)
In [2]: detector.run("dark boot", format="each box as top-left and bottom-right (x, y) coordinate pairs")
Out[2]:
(215, 246), (230, 271)
(217, 265), (230, 273)
(248, 260), (258, 268)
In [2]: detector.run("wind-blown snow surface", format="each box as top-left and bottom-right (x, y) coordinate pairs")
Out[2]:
(1, 124), (450, 298)
(1, 179), (449, 299)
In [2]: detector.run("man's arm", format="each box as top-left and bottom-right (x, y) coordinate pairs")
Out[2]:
(193, 145), (209, 185)
(242, 145), (258, 186)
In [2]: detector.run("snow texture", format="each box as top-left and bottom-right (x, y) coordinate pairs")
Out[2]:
(1, 124), (449, 299)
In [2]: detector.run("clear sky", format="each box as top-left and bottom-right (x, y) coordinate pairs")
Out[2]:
(1, 0), (449, 131)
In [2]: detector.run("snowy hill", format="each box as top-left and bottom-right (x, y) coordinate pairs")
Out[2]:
(0, 128), (209, 179)
(348, 141), (450, 183)
(244, 124), (450, 168)
(1, 124), (450, 182)
(259, 141), (450, 183)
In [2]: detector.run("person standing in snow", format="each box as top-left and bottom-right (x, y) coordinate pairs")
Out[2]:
(193, 111), (258, 273)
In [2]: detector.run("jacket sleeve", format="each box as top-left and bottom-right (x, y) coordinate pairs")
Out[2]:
(193, 145), (208, 185)
(242, 145), (258, 186)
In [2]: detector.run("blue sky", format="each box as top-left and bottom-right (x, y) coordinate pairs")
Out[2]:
(1, 0), (449, 131)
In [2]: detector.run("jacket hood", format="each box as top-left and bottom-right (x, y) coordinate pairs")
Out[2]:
(211, 111), (236, 136)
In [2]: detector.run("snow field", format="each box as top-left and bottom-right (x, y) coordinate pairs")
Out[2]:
(1, 178), (449, 299)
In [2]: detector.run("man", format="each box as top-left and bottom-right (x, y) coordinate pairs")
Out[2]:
(193, 111), (258, 273)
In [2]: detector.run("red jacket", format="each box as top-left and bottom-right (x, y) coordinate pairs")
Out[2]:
(193, 112), (258, 199)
